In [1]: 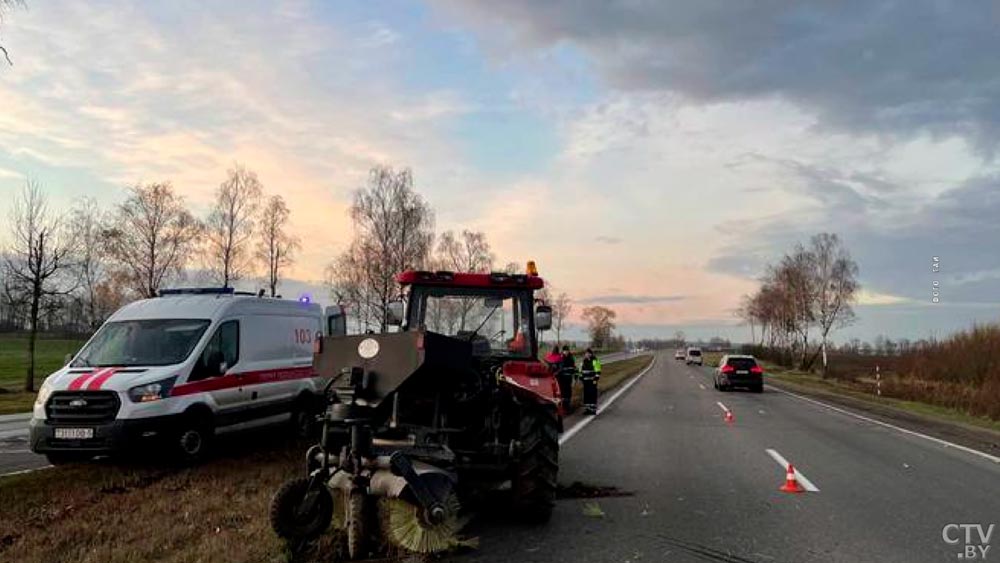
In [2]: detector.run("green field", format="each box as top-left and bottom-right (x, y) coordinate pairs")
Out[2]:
(0, 333), (89, 414)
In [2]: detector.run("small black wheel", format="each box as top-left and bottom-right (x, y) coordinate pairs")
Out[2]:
(270, 477), (334, 541)
(44, 451), (94, 465)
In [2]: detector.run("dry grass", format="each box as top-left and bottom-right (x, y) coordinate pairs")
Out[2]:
(0, 431), (327, 563)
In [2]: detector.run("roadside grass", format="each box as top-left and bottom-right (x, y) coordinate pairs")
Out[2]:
(569, 354), (653, 411)
(0, 432), (333, 563)
(0, 333), (88, 414)
(761, 361), (1000, 434)
(1, 356), (656, 563)
(703, 352), (723, 368)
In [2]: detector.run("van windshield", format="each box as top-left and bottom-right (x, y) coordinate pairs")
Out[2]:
(72, 319), (211, 367)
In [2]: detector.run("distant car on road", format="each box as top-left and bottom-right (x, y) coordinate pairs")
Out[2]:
(685, 347), (703, 366)
(714, 354), (763, 393)
(674, 349), (685, 360)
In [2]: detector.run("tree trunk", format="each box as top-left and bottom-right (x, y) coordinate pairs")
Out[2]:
(25, 287), (40, 392)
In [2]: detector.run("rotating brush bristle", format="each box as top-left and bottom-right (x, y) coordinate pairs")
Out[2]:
(379, 495), (476, 554)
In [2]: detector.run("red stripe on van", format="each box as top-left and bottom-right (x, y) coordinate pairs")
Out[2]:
(68, 371), (99, 390)
(169, 366), (316, 397)
(87, 368), (120, 390)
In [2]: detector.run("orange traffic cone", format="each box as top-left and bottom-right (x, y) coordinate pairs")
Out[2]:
(779, 464), (805, 493)
(724, 410), (734, 424)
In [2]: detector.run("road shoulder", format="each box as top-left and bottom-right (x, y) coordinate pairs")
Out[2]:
(766, 376), (1000, 459)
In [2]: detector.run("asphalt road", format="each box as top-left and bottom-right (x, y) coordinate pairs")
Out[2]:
(455, 351), (1000, 563)
(0, 352), (641, 477)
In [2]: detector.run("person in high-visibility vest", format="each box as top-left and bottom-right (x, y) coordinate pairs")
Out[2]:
(580, 348), (602, 415)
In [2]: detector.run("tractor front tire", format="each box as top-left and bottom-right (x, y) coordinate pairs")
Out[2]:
(269, 477), (334, 542)
(512, 405), (559, 523)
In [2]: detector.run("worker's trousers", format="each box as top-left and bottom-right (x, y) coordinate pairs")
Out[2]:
(558, 370), (574, 411)
(580, 372), (598, 414)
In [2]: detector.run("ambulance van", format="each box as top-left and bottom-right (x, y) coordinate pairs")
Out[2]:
(29, 288), (325, 464)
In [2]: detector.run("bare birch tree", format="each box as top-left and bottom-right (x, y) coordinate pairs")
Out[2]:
(256, 194), (299, 297)
(332, 165), (434, 332)
(105, 182), (201, 298)
(205, 165), (262, 288)
(3, 181), (75, 391)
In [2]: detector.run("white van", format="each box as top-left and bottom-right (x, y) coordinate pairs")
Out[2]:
(29, 288), (325, 464)
(685, 347), (704, 366)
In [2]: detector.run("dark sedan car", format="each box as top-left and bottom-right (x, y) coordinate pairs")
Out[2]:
(714, 354), (763, 393)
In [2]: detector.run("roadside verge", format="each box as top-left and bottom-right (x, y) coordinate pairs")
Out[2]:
(765, 374), (1000, 461)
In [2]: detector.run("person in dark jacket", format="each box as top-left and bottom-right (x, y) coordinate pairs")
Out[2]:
(580, 348), (602, 414)
(558, 345), (576, 412)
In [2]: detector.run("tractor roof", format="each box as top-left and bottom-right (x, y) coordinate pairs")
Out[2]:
(397, 270), (544, 290)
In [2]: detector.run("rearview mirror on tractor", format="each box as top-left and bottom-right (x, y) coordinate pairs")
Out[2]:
(535, 305), (553, 331)
(483, 297), (504, 309)
(387, 300), (404, 326)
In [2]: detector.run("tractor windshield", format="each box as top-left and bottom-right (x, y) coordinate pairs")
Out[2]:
(410, 287), (536, 358)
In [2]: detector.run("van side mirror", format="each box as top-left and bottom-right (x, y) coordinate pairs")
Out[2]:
(535, 305), (553, 331)
(387, 300), (404, 327)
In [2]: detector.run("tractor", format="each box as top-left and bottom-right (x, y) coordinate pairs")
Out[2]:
(270, 262), (561, 559)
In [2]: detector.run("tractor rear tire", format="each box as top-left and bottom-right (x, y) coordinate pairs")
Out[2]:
(269, 477), (334, 541)
(512, 405), (559, 523)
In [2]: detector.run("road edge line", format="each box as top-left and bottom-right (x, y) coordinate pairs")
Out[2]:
(560, 356), (658, 445)
(768, 384), (1000, 464)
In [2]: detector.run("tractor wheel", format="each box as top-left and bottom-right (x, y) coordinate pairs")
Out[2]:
(512, 405), (559, 523)
(269, 477), (334, 541)
(345, 490), (369, 560)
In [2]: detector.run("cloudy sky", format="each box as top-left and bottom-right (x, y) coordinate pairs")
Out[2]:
(1, 1), (998, 342)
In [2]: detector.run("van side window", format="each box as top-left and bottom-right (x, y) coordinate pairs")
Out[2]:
(190, 320), (240, 381)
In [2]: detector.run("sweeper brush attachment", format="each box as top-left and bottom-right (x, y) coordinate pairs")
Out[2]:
(380, 495), (475, 554)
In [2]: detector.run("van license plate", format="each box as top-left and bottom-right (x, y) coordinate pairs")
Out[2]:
(54, 428), (94, 440)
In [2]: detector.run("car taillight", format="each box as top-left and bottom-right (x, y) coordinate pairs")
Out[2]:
(751, 365), (763, 374)
(721, 365), (734, 373)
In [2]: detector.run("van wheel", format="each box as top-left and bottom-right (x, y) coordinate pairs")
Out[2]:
(175, 413), (213, 463)
(290, 398), (319, 440)
(45, 452), (94, 465)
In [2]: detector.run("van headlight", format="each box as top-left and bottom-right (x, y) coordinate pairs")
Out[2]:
(127, 376), (178, 403)
(35, 382), (54, 407)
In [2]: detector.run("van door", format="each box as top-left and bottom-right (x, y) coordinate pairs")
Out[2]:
(188, 319), (243, 417)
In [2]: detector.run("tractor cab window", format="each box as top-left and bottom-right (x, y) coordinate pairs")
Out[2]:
(419, 290), (532, 357)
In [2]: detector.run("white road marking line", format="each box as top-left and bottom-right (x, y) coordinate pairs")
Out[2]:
(768, 385), (1000, 464)
(716, 401), (730, 414)
(0, 449), (32, 454)
(0, 465), (54, 478)
(560, 356), (658, 445)
(766, 448), (820, 492)
(698, 383), (706, 390)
